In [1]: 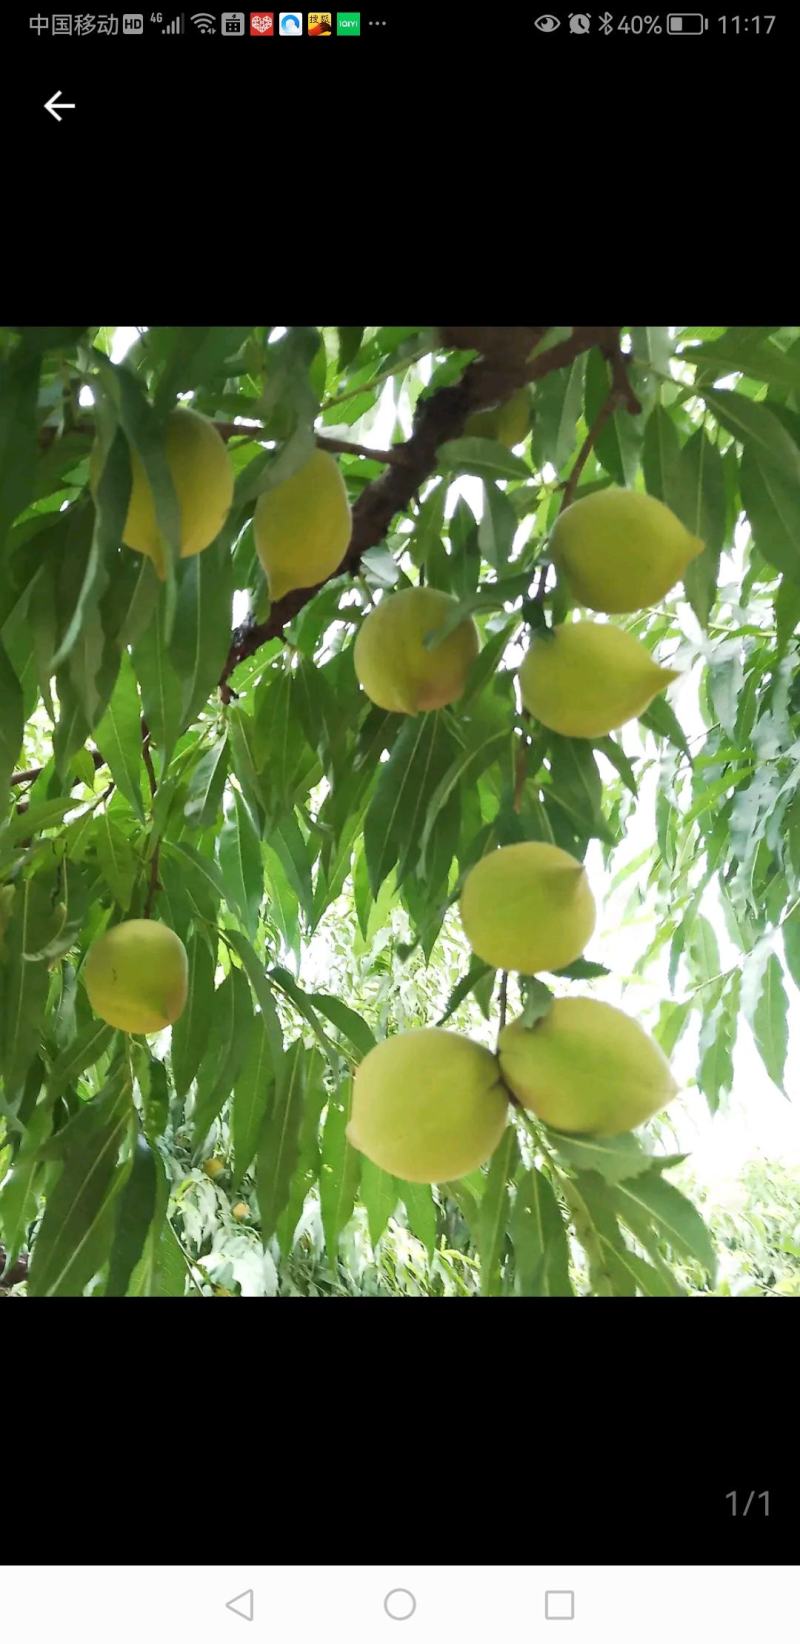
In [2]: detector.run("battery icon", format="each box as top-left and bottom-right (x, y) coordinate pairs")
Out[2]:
(667, 12), (706, 30)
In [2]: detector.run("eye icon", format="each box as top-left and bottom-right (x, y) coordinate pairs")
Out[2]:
(535, 13), (561, 28)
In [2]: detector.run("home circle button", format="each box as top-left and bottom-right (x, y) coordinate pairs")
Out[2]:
(384, 1589), (416, 1621)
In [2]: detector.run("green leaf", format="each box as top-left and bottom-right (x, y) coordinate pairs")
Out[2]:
(748, 952), (789, 1096)
(551, 956), (610, 981)
(703, 389), (800, 486)
(27, 1062), (133, 1297)
(364, 711), (456, 896)
(183, 734), (228, 829)
(478, 482), (519, 571)
(546, 735), (613, 845)
(90, 352), (183, 590)
(169, 541), (234, 730)
(192, 965), (254, 1149)
(597, 1235), (675, 1297)
(253, 669), (316, 816)
(546, 1130), (654, 1186)
(436, 437), (531, 482)
(680, 428), (727, 626)
(685, 335), (800, 393)
(48, 430), (131, 675)
(126, 1152), (171, 1296)
(0, 877), (53, 1098)
(141, 1054), (169, 1143)
(400, 1181), (436, 1260)
(360, 1158), (398, 1249)
(94, 650), (146, 821)
(280, 1048), (327, 1248)
(740, 442), (800, 584)
(639, 695), (691, 758)
(698, 973), (739, 1113)
(518, 976), (555, 1027)
(222, 929), (284, 1071)
(438, 957), (495, 1025)
(170, 930), (216, 1100)
(227, 704), (267, 828)
(478, 1125), (516, 1295)
(531, 356), (586, 471)
(0, 1096), (54, 1270)
(233, 1014), (274, 1184)
(256, 1038), (307, 1240)
(613, 1169), (717, 1278)
(306, 993), (376, 1061)
(319, 1075), (361, 1264)
(132, 597), (184, 770)
(149, 326), (254, 413)
(47, 1019), (115, 1100)
(0, 343), (40, 549)
(585, 348), (643, 486)
(782, 906), (800, 991)
(512, 1166), (573, 1296)
(420, 727), (508, 859)
(162, 839), (232, 920)
(643, 404), (684, 511)
(95, 814), (138, 912)
(269, 965), (339, 1070)
(0, 638), (24, 798)
(105, 1133), (160, 1297)
(219, 790), (263, 938)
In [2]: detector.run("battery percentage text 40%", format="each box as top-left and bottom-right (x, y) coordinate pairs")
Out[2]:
(599, 14), (663, 30)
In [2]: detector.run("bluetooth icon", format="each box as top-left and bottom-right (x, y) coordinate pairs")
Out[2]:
(599, 10), (613, 30)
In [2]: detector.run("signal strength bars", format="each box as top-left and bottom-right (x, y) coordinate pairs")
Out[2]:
(162, 13), (185, 30)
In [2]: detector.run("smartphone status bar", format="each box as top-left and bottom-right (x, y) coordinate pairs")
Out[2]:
(27, 11), (376, 36)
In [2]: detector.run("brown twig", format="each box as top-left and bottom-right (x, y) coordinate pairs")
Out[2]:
(36, 418), (408, 467)
(10, 748), (105, 789)
(498, 971), (509, 1033)
(0, 1246), (29, 1289)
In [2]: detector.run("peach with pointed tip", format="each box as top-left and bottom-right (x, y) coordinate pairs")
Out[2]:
(551, 485), (703, 614)
(460, 842), (596, 977)
(519, 619), (681, 739)
(499, 998), (679, 1136)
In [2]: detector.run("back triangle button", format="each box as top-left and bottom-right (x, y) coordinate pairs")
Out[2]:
(226, 1590), (254, 1622)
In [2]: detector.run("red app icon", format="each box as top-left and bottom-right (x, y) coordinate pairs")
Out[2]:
(250, 11), (275, 32)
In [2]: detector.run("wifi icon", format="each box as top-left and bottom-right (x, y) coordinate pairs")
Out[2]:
(191, 11), (216, 29)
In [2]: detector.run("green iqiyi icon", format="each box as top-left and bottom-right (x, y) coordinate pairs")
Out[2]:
(337, 12), (361, 32)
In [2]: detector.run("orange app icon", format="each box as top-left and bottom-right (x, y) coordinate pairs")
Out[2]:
(308, 11), (332, 32)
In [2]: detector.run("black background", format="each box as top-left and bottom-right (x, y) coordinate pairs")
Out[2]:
(4, 7), (799, 1570)
(11, 1301), (798, 1562)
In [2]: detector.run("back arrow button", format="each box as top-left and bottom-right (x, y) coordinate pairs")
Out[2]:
(226, 1590), (254, 1622)
(45, 92), (76, 122)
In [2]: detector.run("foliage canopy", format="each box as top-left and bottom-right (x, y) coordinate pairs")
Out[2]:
(1, 322), (799, 1298)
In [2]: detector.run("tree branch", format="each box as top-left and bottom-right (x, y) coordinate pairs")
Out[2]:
(34, 327), (625, 697)
(10, 747), (106, 790)
(219, 325), (617, 693)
